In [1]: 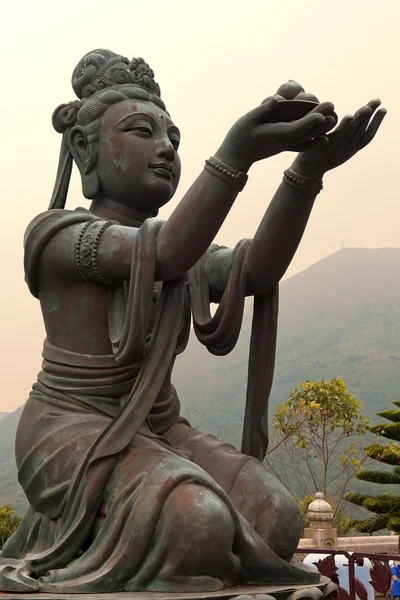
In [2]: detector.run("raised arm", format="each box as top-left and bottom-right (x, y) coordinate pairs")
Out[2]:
(205, 174), (320, 299)
(208, 99), (386, 297)
(42, 99), (334, 282)
(153, 102), (328, 281)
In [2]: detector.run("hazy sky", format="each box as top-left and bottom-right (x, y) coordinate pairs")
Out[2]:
(1, 0), (399, 411)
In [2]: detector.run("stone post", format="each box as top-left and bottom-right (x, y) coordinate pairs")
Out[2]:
(303, 492), (338, 550)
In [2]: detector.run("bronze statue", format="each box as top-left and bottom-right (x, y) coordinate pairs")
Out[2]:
(0, 50), (385, 594)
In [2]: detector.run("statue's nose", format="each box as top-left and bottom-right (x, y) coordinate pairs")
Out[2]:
(155, 136), (175, 160)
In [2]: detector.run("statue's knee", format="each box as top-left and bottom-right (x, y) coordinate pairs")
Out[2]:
(260, 485), (301, 528)
(277, 489), (300, 522)
(280, 491), (302, 538)
(235, 463), (301, 557)
(255, 488), (301, 559)
(165, 483), (234, 544)
(156, 483), (239, 579)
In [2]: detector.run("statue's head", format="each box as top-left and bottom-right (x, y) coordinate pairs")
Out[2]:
(50, 49), (181, 216)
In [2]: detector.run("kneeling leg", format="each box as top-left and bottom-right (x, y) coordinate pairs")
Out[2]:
(150, 482), (240, 588)
(230, 459), (302, 560)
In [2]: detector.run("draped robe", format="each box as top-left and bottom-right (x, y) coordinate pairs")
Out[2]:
(0, 209), (318, 593)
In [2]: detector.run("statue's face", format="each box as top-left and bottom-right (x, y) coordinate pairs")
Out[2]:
(96, 99), (181, 212)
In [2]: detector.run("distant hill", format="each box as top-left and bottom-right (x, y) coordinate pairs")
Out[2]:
(1, 248), (399, 513)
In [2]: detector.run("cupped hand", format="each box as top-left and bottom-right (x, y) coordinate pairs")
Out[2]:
(215, 98), (335, 172)
(289, 101), (338, 152)
(263, 82), (338, 153)
(292, 99), (387, 177)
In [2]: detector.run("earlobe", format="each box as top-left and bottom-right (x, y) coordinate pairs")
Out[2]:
(82, 171), (100, 199)
(68, 126), (88, 174)
(68, 125), (100, 199)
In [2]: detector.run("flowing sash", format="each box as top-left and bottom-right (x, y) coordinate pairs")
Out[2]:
(188, 242), (279, 462)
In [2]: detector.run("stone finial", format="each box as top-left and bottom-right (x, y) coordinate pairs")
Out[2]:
(303, 492), (337, 550)
(307, 492), (333, 530)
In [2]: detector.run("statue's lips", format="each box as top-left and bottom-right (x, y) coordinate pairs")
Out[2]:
(149, 164), (174, 179)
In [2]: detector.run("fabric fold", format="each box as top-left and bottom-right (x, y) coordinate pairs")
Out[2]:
(0, 208), (290, 593)
(188, 241), (279, 461)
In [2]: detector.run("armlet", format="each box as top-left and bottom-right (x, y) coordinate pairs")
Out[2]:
(76, 219), (119, 284)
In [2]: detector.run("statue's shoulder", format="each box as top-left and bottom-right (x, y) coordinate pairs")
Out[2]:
(24, 209), (96, 298)
(24, 209), (94, 248)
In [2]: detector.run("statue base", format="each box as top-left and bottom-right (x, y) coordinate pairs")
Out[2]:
(0, 576), (337, 600)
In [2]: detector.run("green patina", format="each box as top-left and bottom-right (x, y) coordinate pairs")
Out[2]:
(114, 154), (131, 172)
(77, 295), (92, 316)
(47, 293), (60, 313)
(66, 296), (94, 334)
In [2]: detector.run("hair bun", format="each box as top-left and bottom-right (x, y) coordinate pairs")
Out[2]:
(52, 50), (162, 134)
(72, 49), (130, 100)
(52, 101), (81, 133)
(71, 49), (160, 101)
(129, 57), (161, 96)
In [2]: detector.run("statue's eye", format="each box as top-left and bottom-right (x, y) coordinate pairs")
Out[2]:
(170, 137), (180, 151)
(125, 126), (152, 136)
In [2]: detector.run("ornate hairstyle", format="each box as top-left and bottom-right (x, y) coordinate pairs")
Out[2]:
(50, 49), (165, 210)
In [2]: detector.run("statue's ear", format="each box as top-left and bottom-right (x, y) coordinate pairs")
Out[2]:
(68, 126), (100, 199)
(68, 126), (87, 174)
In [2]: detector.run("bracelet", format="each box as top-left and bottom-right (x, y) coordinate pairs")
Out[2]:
(205, 156), (248, 192)
(283, 168), (323, 196)
(76, 219), (118, 284)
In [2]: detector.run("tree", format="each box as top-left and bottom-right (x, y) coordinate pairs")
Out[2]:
(345, 399), (400, 533)
(265, 378), (369, 516)
(0, 505), (21, 548)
